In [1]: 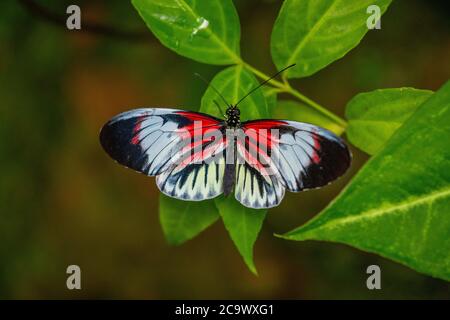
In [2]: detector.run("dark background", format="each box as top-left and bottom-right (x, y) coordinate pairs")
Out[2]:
(0, 0), (449, 299)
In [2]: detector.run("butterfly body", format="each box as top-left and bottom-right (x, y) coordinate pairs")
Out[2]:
(225, 105), (241, 128)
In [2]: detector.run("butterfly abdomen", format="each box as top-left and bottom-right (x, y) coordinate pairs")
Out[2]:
(223, 163), (236, 196)
(223, 134), (237, 196)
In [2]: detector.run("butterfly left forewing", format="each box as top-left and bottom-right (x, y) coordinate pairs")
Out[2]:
(100, 108), (229, 201)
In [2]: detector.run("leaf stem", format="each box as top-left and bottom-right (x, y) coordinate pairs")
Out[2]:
(243, 63), (285, 90)
(242, 62), (347, 129)
(285, 83), (348, 129)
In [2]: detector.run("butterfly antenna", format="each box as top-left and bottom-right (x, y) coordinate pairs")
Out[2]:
(194, 73), (230, 107)
(213, 100), (225, 116)
(235, 64), (296, 107)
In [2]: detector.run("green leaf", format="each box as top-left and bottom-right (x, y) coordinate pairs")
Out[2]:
(262, 86), (279, 116)
(271, 0), (392, 78)
(346, 88), (433, 155)
(200, 65), (269, 119)
(199, 66), (268, 274)
(159, 195), (219, 245)
(274, 100), (345, 135)
(216, 196), (267, 275)
(132, 0), (241, 65)
(281, 80), (450, 281)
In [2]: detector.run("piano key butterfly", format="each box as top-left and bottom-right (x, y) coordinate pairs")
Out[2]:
(100, 65), (351, 209)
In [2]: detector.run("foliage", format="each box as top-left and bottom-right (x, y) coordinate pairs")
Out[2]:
(132, 0), (241, 64)
(159, 195), (219, 245)
(200, 65), (269, 120)
(271, 0), (392, 78)
(281, 81), (450, 281)
(132, 0), (449, 280)
(346, 88), (433, 155)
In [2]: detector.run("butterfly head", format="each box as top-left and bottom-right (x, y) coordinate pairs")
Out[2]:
(225, 105), (240, 127)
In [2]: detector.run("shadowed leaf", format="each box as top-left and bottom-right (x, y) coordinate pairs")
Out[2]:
(159, 195), (219, 245)
(215, 196), (267, 275)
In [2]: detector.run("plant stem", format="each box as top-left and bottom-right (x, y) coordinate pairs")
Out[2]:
(242, 62), (348, 130)
(243, 63), (285, 90)
(284, 84), (348, 129)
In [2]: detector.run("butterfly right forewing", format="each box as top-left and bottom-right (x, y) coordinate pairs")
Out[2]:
(233, 119), (351, 208)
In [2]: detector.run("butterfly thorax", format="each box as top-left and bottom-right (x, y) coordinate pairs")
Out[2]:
(225, 106), (240, 128)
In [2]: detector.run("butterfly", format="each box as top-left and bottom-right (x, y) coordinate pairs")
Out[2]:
(100, 65), (351, 209)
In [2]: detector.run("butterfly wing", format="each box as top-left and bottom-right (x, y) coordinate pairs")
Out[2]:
(235, 119), (351, 208)
(100, 108), (228, 201)
(234, 161), (285, 209)
(156, 125), (228, 201)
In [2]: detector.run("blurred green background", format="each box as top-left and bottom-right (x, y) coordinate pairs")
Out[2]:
(1, 0), (449, 299)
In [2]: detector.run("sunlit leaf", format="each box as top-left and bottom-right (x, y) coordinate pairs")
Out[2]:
(132, 0), (241, 65)
(271, 0), (392, 78)
(281, 81), (450, 281)
(159, 195), (219, 245)
(262, 86), (279, 116)
(346, 88), (433, 155)
(274, 100), (344, 135)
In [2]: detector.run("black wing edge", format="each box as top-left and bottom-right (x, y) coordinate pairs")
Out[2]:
(298, 130), (352, 190)
(99, 116), (149, 173)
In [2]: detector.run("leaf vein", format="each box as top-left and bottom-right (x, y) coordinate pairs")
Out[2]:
(316, 187), (450, 230)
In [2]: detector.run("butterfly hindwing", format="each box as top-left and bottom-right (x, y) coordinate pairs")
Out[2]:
(156, 153), (227, 201)
(156, 130), (228, 201)
(234, 162), (285, 209)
